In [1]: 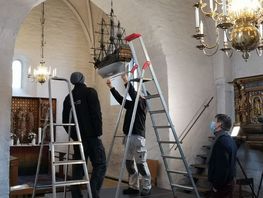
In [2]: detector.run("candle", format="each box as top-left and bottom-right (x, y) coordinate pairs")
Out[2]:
(224, 31), (227, 42)
(222, 0), (226, 15)
(210, 0), (213, 11)
(28, 66), (32, 75)
(200, 20), (204, 34)
(195, 7), (200, 28)
(38, 127), (42, 144)
(260, 24), (263, 38)
(48, 66), (51, 75)
(52, 68), (57, 77)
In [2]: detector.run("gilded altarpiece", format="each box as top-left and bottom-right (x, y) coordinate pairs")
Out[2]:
(11, 96), (56, 144)
(233, 75), (263, 133)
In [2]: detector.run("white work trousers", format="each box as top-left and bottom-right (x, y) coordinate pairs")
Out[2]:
(125, 135), (151, 191)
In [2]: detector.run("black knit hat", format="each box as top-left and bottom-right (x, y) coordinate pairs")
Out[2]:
(70, 72), (85, 85)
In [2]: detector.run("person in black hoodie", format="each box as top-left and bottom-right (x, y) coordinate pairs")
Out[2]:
(63, 72), (106, 198)
(106, 74), (152, 196)
(208, 114), (237, 198)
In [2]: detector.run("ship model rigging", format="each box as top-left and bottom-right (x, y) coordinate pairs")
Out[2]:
(92, 7), (132, 78)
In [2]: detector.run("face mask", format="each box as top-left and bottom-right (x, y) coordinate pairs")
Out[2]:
(210, 121), (216, 135)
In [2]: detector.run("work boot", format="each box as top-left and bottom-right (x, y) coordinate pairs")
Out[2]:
(122, 187), (140, 195)
(140, 188), (151, 196)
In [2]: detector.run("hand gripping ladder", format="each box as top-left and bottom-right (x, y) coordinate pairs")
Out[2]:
(32, 77), (92, 198)
(108, 33), (200, 198)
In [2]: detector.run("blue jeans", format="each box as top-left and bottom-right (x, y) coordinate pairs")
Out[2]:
(71, 137), (106, 198)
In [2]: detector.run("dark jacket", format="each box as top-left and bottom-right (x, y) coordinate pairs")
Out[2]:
(208, 131), (237, 189)
(62, 83), (102, 141)
(110, 83), (147, 137)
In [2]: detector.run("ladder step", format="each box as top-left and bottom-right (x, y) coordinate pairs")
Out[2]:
(196, 154), (208, 159)
(197, 186), (211, 193)
(171, 184), (194, 191)
(53, 160), (86, 166)
(45, 123), (76, 127)
(114, 135), (125, 138)
(53, 123), (76, 127)
(208, 136), (215, 140)
(191, 164), (207, 169)
(167, 169), (188, 175)
(35, 184), (53, 189)
(202, 145), (211, 149)
(145, 94), (160, 100)
(54, 180), (89, 187)
(53, 141), (82, 146)
(162, 155), (182, 159)
(149, 110), (166, 114)
(129, 77), (152, 82)
(192, 173), (208, 179)
(153, 125), (171, 129)
(159, 141), (176, 144)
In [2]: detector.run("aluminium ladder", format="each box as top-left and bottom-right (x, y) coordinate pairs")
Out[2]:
(108, 33), (200, 198)
(32, 77), (92, 198)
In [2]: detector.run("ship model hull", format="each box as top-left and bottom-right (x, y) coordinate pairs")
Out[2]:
(96, 45), (132, 78)
(92, 9), (132, 78)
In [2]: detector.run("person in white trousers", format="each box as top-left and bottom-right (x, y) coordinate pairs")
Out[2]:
(106, 74), (152, 196)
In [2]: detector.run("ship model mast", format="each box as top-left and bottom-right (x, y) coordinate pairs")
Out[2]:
(92, 3), (132, 78)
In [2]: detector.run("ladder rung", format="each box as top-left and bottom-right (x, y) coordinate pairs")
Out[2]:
(114, 135), (125, 138)
(196, 154), (208, 159)
(10, 184), (32, 192)
(53, 123), (75, 127)
(191, 164), (207, 169)
(202, 145), (211, 149)
(167, 169), (188, 175)
(145, 94), (160, 100)
(159, 141), (176, 144)
(53, 141), (82, 146)
(46, 123), (75, 127)
(35, 184), (53, 189)
(153, 125), (171, 129)
(192, 174), (208, 179)
(197, 186), (211, 193)
(171, 184), (194, 191)
(54, 180), (89, 187)
(129, 77), (152, 82)
(53, 160), (86, 166)
(149, 110), (166, 114)
(162, 155), (182, 159)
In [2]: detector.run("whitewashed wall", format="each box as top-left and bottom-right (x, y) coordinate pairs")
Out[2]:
(91, 0), (217, 188)
(13, 0), (95, 158)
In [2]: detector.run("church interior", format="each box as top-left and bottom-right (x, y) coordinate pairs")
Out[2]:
(1, 0), (263, 197)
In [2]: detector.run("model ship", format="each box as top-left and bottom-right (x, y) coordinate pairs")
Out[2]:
(92, 8), (132, 78)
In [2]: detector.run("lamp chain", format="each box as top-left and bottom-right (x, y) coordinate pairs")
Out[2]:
(40, 2), (45, 62)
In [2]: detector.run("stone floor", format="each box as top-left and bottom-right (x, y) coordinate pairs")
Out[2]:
(43, 186), (197, 198)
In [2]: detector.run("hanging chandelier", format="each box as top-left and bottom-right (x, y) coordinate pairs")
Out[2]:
(28, 2), (56, 84)
(193, 0), (263, 61)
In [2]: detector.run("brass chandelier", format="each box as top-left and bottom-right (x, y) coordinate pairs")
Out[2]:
(28, 2), (56, 84)
(193, 0), (263, 61)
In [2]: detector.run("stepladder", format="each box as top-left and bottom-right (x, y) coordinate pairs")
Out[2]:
(32, 77), (92, 198)
(107, 33), (200, 198)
